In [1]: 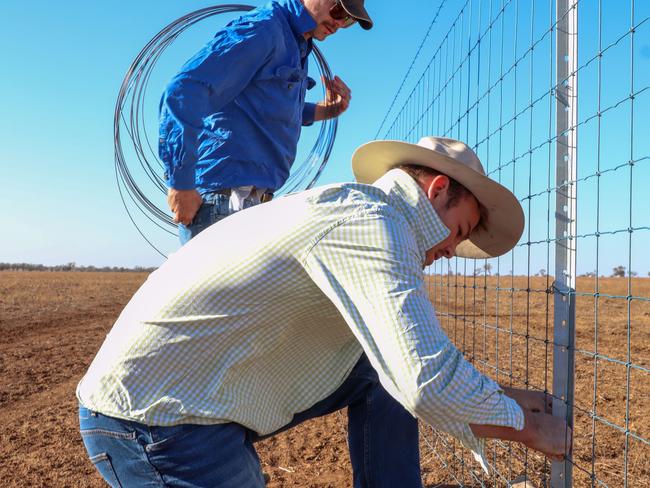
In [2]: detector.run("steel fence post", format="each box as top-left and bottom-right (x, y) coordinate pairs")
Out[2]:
(552, 0), (578, 486)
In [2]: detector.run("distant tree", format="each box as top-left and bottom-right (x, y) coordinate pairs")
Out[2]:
(612, 265), (626, 277)
(0, 262), (157, 273)
(629, 270), (638, 277)
(484, 263), (493, 276)
(538, 269), (547, 277)
(581, 271), (596, 278)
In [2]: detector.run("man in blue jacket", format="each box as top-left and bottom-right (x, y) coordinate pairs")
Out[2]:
(159, 0), (373, 243)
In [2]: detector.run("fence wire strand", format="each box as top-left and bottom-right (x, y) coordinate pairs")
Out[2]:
(382, 0), (649, 486)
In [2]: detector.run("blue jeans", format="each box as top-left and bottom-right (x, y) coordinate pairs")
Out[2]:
(178, 192), (259, 245)
(79, 354), (422, 487)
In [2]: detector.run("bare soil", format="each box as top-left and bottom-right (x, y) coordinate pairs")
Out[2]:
(0, 272), (648, 487)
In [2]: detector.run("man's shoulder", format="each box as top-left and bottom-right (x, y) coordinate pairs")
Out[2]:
(302, 182), (406, 223)
(307, 182), (388, 203)
(226, 4), (286, 40)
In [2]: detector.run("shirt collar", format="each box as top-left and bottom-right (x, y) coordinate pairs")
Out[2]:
(373, 169), (451, 258)
(277, 0), (317, 37)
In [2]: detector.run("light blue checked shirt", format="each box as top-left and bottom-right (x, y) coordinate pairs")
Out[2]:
(77, 169), (523, 466)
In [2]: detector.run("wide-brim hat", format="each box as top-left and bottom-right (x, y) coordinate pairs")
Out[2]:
(340, 0), (373, 30)
(352, 136), (524, 259)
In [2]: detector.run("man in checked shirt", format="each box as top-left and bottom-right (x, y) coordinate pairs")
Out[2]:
(78, 136), (571, 487)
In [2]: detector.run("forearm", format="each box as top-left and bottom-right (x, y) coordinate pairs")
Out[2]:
(313, 102), (338, 121)
(470, 408), (571, 460)
(470, 414), (530, 443)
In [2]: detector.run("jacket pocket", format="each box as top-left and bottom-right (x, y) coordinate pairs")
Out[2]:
(254, 65), (306, 124)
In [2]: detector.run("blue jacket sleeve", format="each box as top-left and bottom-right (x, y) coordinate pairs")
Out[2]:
(302, 102), (316, 127)
(159, 21), (275, 190)
(302, 103), (316, 126)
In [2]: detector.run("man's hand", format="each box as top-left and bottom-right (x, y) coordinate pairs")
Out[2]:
(167, 188), (203, 225)
(470, 410), (572, 461)
(314, 75), (351, 121)
(502, 386), (552, 414)
(520, 410), (572, 461)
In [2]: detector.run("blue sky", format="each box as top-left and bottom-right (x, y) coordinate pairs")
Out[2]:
(2, 0), (439, 268)
(2, 0), (648, 276)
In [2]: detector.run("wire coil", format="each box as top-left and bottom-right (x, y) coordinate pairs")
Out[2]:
(114, 4), (337, 256)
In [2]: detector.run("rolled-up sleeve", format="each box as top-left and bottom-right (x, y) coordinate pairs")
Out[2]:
(302, 207), (524, 463)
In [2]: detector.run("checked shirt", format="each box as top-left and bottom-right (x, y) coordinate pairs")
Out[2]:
(77, 169), (524, 466)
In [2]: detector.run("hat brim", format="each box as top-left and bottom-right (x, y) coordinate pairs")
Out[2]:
(352, 140), (524, 259)
(340, 1), (373, 29)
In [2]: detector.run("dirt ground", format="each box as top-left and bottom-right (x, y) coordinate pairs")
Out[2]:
(0, 271), (648, 487)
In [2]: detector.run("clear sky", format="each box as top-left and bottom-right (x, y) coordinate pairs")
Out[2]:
(2, 0), (648, 276)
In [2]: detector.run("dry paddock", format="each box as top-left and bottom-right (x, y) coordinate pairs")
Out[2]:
(0, 271), (648, 487)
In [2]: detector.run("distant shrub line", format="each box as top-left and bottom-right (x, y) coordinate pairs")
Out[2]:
(0, 262), (157, 272)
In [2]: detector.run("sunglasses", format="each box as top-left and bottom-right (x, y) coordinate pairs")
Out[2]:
(329, 1), (356, 28)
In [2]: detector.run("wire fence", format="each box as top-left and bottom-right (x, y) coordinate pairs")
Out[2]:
(377, 0), (650, 486)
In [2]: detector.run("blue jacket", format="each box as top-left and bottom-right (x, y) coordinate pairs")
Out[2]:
(159, 0), (317, 192)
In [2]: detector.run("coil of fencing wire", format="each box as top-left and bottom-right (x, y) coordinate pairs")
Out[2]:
(115, 4), (338, 257)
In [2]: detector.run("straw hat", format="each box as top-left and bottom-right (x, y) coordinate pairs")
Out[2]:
(352, 136), (524, 258)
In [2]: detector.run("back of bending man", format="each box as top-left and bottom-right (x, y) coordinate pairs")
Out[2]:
(78, 136), (571, 487)
(159, 0), (373, 243)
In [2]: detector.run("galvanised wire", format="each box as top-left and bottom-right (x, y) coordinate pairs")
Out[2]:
(114, 5), (338, 257)
(378, 0), (649, 486)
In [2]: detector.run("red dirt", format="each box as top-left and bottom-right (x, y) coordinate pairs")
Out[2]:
(0, 272), (648, 487)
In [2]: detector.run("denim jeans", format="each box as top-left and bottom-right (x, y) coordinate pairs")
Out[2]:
(79, 354), (422, 487)
(178, 192), (259, 245)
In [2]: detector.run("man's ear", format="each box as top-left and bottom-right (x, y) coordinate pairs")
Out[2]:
(426, 175), (450, 202)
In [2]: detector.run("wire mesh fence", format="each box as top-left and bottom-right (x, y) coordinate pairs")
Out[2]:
(377, 0), (650, 486)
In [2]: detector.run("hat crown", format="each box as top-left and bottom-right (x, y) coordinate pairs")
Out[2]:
(416, 137), (485, 176)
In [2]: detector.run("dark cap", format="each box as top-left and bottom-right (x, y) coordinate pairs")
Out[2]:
(340, 0), (373, 30)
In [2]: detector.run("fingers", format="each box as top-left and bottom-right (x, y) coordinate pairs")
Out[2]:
(331, 76), (351, 101)
(321, 76), (352, 101)
(550, 425), (573, 461)
(174, 203), (199, 225)
(538, 412), (572, 460)
(317, 76), (351, 118)
(321, 75), (334, 99)
(168, 188), (202, 225)
(333, 75), (351, 96)
(175, 210), (195, 226)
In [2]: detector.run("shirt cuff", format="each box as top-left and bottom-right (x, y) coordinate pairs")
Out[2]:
(440, 397), (524, 476)
(468, 383), (526, 429)
(302, 102), (316, 127)
(497, 391), (525, 429)
(464, 393), (524, 474)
